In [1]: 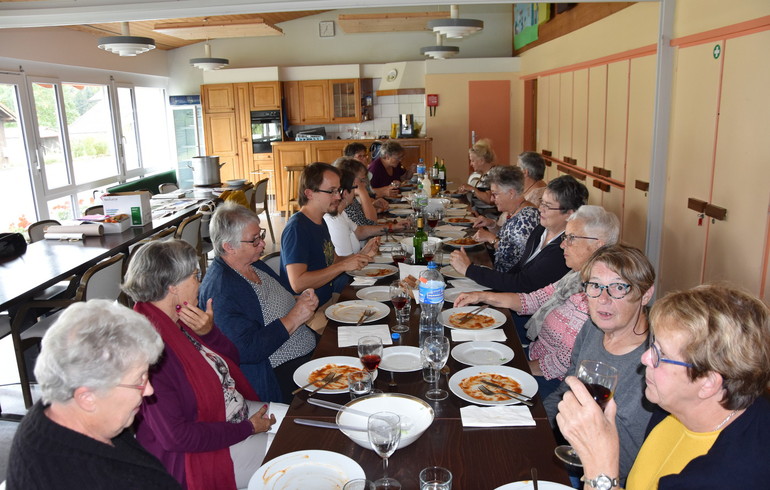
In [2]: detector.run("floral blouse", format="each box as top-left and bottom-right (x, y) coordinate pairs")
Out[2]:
(494, 206), (540, 272)
(346, 198), (376, 226)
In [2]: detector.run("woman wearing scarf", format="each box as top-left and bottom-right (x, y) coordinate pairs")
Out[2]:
(123, 239), (277, 490)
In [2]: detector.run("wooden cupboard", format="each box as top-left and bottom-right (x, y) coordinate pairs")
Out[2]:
(249, 81), (282, 111)
(202, 112), (241, 183)
(201, 84), (235, 113)
(283, 79), (372, 126)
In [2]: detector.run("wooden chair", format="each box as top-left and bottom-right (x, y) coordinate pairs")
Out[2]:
(10, 253), (126, 408)
(253, 178), (276, 243)
(158, 182), (179, 194)
(27, 219), (60, 243)
(260, 251), (281, 276)
(175, 214), (208, 276)
(83, 205), (103, 216)
(285, 165), (305, 218)
(25, 219), (79, 299)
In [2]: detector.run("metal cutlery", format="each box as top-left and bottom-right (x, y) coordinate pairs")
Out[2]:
(308, 374), (343, 396)
(293, 418), (367, 432)
(356, 308), (375, 326)
(531, 467), (539, 490)
(307, 397), (371, 418)
(479, 379), (534, 406)
(458, 305), (487, 324)
(291, 371), (336, 395)
(477, 384), (524, 402)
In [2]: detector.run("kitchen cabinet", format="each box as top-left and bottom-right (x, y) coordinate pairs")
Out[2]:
(249, 81), (281, 110)
(283, 78), (372, 126)
(201, 84), (235, 113)
(329, 79), (360, 123)
(298, 80), (330, 125)
(202, 112), (241, 183)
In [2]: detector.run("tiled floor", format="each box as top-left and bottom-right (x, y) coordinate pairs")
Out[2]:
(0, 204), (288, 482)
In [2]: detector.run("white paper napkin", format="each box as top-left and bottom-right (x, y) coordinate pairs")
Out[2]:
(338, 324), (394, 347)
(460, 405), (535, 427)
(265, 401), (290, 453)
(451, 329), (507, 342)
(449, 278), (491, 291)
(398, 262), (428, 280)
(351, 277), (378, 286)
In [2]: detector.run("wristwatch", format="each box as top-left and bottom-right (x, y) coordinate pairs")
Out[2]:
(580, 474), (619, 490)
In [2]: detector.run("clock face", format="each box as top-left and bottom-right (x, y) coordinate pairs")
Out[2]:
(319, 21), (335, 37)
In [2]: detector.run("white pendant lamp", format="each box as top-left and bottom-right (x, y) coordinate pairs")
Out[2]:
(98, 22), (156, 57)
(190, 42), (229, 71)
(420, 32), (459, 60)
(427, 4), (483, 39)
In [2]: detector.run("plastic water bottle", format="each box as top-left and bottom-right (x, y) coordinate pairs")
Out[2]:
(418, 261), (445, 347)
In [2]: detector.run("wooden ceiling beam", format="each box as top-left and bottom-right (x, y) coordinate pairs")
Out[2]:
(154, 17), (283, 40)
(337, 11), (449, 33)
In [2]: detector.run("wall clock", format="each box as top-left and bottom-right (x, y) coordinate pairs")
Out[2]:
(319, 21), (335, 38)
(386, 69), (399, 82)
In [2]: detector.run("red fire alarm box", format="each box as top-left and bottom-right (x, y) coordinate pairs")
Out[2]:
(427, 94), (439, 107)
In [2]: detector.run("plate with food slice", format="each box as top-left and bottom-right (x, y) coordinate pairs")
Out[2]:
(444, 217), (473, 227)
(440, 306), (506, 330)
(451, 341), (514, 366)
(443, 237), (482, 248)
(292, 356), (377, 394)
(445, 208), (469, 217)
(347, 264), (398, 279)
(325, 300), (390, 324)
(448, 365), (537, 406)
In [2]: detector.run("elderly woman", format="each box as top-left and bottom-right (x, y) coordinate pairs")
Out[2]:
(557, 285), (770, 489)
(469, 165), (539, 272)
(456, 207), (619, 398)
(333, 157), (384, 226)
(368, 140), (411, 197)
(453, 175), (588, 293)
(7, 300), (180, 489)
(124, 240), (278, 490)
(199, 202), (319, 403)
(457, 139), (497, 215)
(517, 151), (547, 207)
(544, 244), (656, 485)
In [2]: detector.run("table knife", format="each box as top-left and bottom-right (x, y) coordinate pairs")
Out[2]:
(480, 379), (534, 404)
(293, 418), (367, 432)
(307, 397), (371, 418)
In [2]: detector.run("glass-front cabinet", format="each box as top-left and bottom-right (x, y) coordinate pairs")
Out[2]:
(330, 79), (360, 123)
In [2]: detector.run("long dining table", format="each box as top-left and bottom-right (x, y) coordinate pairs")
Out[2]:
(263, 241), (571, 488)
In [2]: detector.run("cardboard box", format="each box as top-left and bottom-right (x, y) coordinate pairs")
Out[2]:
(102, 191), (152, 227)
(101, 216), (131, 234)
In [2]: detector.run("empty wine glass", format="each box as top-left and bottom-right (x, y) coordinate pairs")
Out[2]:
(368, 412), (402, 489)
(554, 360), (619, 467)
(389, 281), (410, 333)
(422, 335), (450, 401)
(358, 336), (383, 373)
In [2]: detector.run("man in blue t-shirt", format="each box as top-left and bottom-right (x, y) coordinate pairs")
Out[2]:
(280, 162), (371, 306)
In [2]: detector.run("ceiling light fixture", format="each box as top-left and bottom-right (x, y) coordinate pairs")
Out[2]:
(98, 22), (156, 56)
(427, 4), (483, 39)
(190, 42), (229, 71)
(420, 32), (459, 60)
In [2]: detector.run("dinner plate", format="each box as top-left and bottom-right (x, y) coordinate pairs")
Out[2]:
(371, 254), (393, 264)
(435, 229), (464, 239)
(347, 264), (398, 279)
(325, 300), (390, 324)
(389, 203), (412, 209)
(248, 449), (365, 489)
(292, 356), (377, 394)
(440, 265), (465, 279)
(448, 203), (468, 209)
(449, 365), (538, 406)
(443, 237), (482, 249)
(445, 208), (469, 216)
(443, 218), (473, 227)
(495, 482), (573, 490)
(451, 341), (514, 366)
(443, 288), (467, 304)
(355, 286), (392, 302)
(379, 346), (422, 372)
(225, 179), (247, 187)
(388, 208), (413, 216)
(440, 306), (506, 330)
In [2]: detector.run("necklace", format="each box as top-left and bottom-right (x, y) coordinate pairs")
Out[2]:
(506, 199), (527, 220)
(713, 409), (738, 431)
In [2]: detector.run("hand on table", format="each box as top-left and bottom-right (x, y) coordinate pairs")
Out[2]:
(453, 291), (487, 308)
(449, 248), (472, 276)
(249, 404), (277, 434)
(178, 298), (214, 336)
(472, 216), (495, 229)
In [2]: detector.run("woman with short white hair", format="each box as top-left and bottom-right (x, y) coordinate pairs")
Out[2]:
(7, 300), (180, 489)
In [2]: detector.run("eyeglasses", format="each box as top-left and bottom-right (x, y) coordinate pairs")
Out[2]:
(240, 229), (267, 247)
(648, 334), (694, 368)
(538, 202), (565, 212)
(192, 269), (202, 282)
(563, 233), (600, 246)
(315, 187), (344, 196)
(583, 281), (632, 299)
(117, 379), (149, 392)
(490, 190), (511, 199)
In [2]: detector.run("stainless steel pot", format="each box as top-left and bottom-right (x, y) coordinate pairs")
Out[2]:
(190, 156), (225, 186)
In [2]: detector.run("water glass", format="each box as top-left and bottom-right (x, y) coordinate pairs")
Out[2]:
(343, 479), (375, 490)
(348, 371), (373, 399)
(421, 349), (438, 383)
(419, 466), (453, 490)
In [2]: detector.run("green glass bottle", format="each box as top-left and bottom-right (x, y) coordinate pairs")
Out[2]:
(439, 158), (447, 191)
(413, 215), (428, 265)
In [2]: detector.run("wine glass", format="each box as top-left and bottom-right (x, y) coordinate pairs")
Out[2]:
(422, 335), (450, 401)
(426, 211), (440, 236)
(358, 336), (383, 373)
(554, 360), (619, 467)
(368, 412), (402, 489)
(389, 281), (410, 333)
(391, 245), (406, 264)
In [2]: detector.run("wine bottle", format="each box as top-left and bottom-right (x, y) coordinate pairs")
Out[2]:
(413, 215), (428, 265)
(439, 158), (447, 191)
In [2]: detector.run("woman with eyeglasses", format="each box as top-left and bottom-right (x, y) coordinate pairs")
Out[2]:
(199, 202), (319, 404)
(368, 140), (411, 198)
(452, 175), (588, 294)
(7, 300), (181, 489)
(333, 157), (389, 226)
(556, 283), (770, 489)
(455, 206), (619, 400)
(124, 238), (280, 489)
(457, 139), (498, 216)
(543, 244), (657, 486)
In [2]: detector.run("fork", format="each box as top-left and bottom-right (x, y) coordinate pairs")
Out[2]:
(291, 371), (336, 395)
(477, 385), (534, 407)
(356, 308), (375, 326)
(458, 305), (487, 324)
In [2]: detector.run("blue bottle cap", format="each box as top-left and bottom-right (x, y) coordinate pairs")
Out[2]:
(391, 333), (400, 342)
(427, 261), (437, 269)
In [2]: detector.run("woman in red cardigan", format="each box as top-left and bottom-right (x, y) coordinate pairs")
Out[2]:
(123, 239), (276, 490)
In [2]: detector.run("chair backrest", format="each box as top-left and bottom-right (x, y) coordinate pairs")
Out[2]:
(159, 182), (179, 193)
(27, 219), (60, 243)
(77, 253), (126, 301)
(244, 187), (257, 212)
(84, 205), (104, 216)
(261, 251), (281, 276)
(175, 214), (202, 251)
(151, 226), (178, 241)
(285, 166), (305, 202)
(253, 178), (269, 211)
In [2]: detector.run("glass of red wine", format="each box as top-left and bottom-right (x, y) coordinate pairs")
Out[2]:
(426, 211), (440, 236)
(391, 245), (406, 264)
(358, 336), (384, 373)
(389, 280), (410, 333)
(554, 360), (619, 467)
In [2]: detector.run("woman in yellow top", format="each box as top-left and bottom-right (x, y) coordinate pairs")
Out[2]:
(555, 283), (770, 489)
